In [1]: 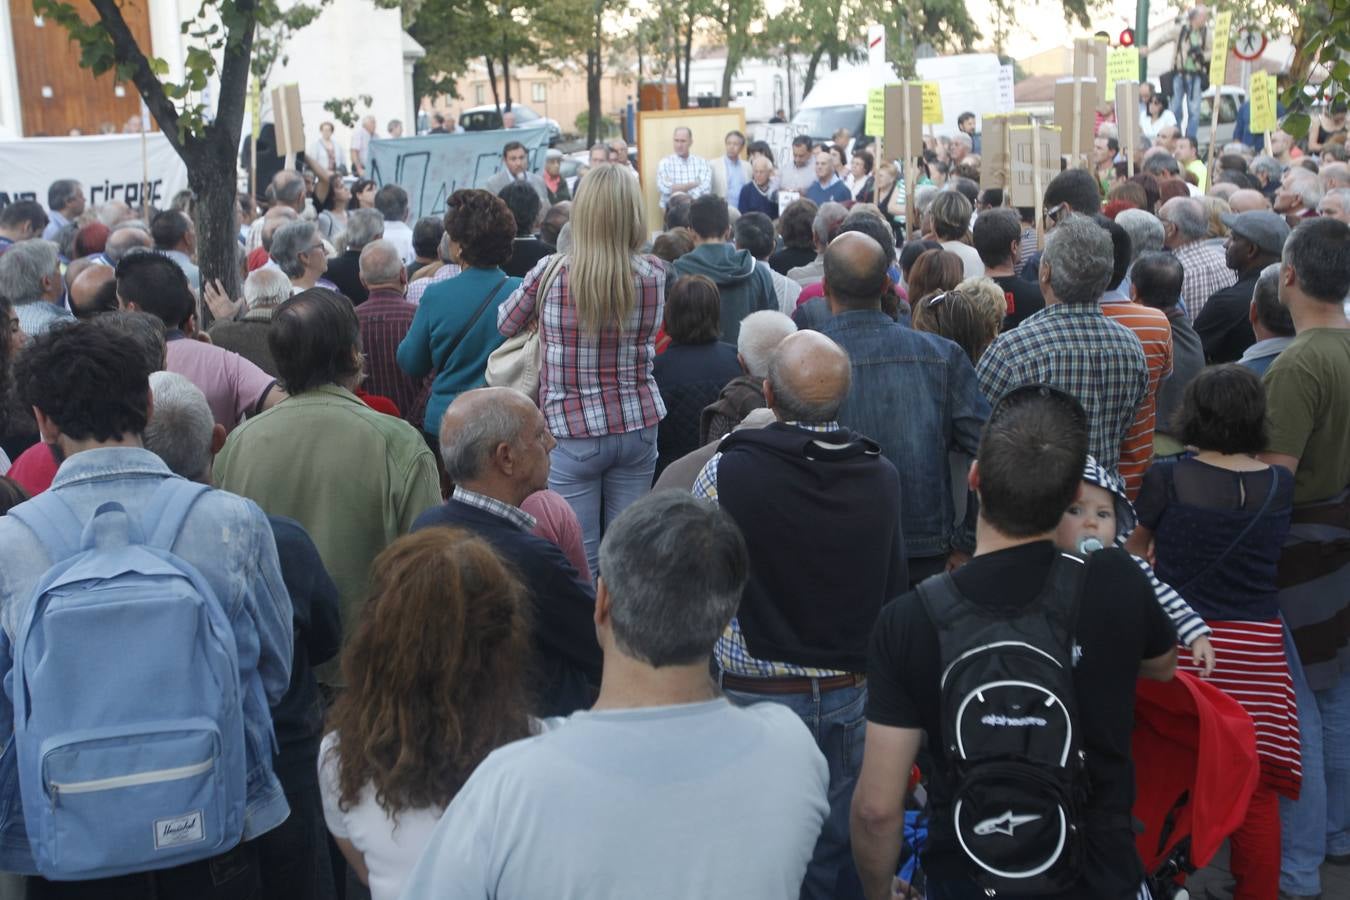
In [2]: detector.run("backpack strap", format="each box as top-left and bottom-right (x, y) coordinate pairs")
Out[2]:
(7, 492), (85, 564)
(141, 479), (212, 553)
(1039, 552), (1089, 651)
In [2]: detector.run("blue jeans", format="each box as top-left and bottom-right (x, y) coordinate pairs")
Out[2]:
(722, 679), (867, 900)
(1280, 637), (1350, 895)
(549, 426), (657, 574)
(1170, 72), (1204, 140)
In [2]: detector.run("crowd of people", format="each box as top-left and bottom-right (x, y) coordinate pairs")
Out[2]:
(0, 62), (1347, 900)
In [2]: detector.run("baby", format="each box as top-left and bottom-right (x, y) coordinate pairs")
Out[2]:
(1054, 457), (1215, 675)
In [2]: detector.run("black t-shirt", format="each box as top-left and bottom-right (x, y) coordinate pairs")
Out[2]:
(992, 274), (1045, 331)
(866, 541), (1177, 900)
(769, 245), (817, 276)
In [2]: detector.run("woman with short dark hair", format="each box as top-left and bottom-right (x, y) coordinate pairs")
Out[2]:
(651, 276), (741, 478)
(397, 190), (521, 440)
(1126, 364), (1298, 900)
(769, 198), (819, 275)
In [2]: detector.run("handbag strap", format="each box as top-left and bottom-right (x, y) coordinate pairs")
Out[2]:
(443, 275), (510, 361)
(1176, 468), (1280, 592)
(531, 254), (568, 322)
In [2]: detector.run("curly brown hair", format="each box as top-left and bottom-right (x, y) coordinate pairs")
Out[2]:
(325, 528), (532, 817)
(905, 249), (963, 311)
(443, 189), (516, 268)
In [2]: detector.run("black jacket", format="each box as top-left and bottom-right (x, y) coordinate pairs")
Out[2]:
(324, 250), (368, 305)
(1195, 267), (1260, 363)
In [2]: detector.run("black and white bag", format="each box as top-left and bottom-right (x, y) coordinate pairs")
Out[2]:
(917, 552), (1089, 895)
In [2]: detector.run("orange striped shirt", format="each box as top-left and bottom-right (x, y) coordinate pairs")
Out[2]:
(1102, 298), (1173, 500)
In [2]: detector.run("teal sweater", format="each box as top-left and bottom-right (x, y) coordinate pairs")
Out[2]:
(396, 266), (520, 434)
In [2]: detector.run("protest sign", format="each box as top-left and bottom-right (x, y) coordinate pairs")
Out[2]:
(1115, 80), (1140, 177)
(0, 133), (189, 212)
(981, 112), (1032, 190)
(866, 88), (887, 138)
(920, 82), (943, 125)
(368, 125), (552, 220)
(1106, 48), (1140, 95)
(1209, 11), (1233, 89)
(751, 122), (811, 172)
(1073, 37), (1110, 111)
(1055, 77), (1097, 168)
(271, 84), (304, 158)
(884, 83), (923, 235)
(1248, 72), (1277, 135)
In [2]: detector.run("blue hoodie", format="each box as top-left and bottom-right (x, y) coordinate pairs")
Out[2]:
(672, 243), (777, 344)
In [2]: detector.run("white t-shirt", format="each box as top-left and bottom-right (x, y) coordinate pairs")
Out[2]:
(318, 733), (445, 900)
(941, 240), (986, 279)
(381, 220), (416, 266)
(399, 698), (829, 900)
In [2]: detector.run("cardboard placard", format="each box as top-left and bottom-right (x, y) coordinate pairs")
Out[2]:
(866, 88), (887, 137)
(1248, 72), (1278, 135)
(1106, 48), (1140, 96)
(1073, 37), (1110, 111)
(270, 84), (303, 158)
(981, 112), (1032, 190)
(1209, 10), (1233, 88)
(1115, 80), (1140, 177)
(1009, 124), (1061, 208)
(884, 83), (923, 237)
(996, 65), (1016, 113)
(1054, 77), (1097, 168)
(920, 81), (944, 125)
(777, 190), (801, 217)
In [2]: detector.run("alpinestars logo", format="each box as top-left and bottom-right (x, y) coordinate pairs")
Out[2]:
(981, 713), (1048, 727)
(973, 810), (1043, 837)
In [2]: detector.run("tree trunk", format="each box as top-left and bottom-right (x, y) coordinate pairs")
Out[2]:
(803, 43), (827, 96)
(502, 48), (513, 110)
(190, 163), (241, 328)
(587, 3), (603, 145)
(486, 56), (501, 115)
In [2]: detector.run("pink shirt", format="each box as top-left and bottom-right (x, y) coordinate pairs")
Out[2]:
(521, 489), (591, 584)
(166, 336), (277, 431)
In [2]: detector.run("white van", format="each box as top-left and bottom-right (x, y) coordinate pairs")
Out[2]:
(790, 66), (897, 143)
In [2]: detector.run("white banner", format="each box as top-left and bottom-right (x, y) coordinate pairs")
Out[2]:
(0, 133), (190, 212)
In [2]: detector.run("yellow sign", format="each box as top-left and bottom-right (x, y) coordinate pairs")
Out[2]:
(248, 76), (261, 141)
(1209, 10), (1233, 88)
(920, 81), (943, 125)
(866, 87), (886, 137)
(1105, 47), (1139, 94)
(1248, 72), (1278, 134)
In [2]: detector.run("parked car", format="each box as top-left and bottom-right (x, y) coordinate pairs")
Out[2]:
(459, 103), (562, 145)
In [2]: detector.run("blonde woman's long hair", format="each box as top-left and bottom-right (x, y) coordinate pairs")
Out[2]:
(569, 164), (645, 334)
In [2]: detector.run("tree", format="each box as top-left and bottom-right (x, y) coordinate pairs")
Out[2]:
(1234, 0), (1348, 138)
(708, 0), (763, 105)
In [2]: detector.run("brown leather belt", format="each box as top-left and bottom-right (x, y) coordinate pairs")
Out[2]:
(721, 672), (865, 695)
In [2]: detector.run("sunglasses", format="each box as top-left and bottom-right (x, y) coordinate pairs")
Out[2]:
(927, 291), (950, 307)
(1044, 203), (1067, 226)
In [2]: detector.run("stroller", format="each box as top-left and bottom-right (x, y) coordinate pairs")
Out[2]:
(1132, 671), (1261, 899)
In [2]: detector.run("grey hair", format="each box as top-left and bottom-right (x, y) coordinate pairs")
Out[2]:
(270, 220), (319, 278)
(88, 310), (166, 373)
(1321, 187), (1350, 213)
(1162, 197), (1209, 241)
(1319, 163), (1350, 191)
(96, 201), (133, 229)
(1142, 152), (1181, 178)
(766, 340), (850, 423)
(555, 221), (573, 254)
(144, 371), (215, 482)
(812, 201), (848, 247)
(1251, 262), (1293, 336)
(439, 398), (526, 482)
(272, 170), (305, 206)
(951, 132), (973, 149)
(1115, 209), (1166, 261)
(598, 491), (748, 668)
(1041, 214), (1113, 305)
(48, 179), (81, 212)
(736, 310), (797, 378)
(344, 208), (385, 251)
(1286, 169), (1323, 207)
(105, 223), (154, 264)
(243, 267), (293, 310)
(359, 239), (404, 284)
(1250, 156), (1283, 184)
(914, 184), (939, 215)
(0, 239), (59, 303)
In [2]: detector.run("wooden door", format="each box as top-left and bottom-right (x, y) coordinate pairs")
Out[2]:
(9, 0), (156, 137)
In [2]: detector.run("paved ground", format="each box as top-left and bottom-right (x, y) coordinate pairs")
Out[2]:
(1180, 843), (1350, 898)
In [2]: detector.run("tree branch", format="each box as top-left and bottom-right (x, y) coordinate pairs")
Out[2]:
(88, 0), (186, 156)
(209, 0), (256, 161)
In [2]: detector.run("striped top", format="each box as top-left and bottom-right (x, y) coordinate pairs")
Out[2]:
(1101, 299), (1173, 500)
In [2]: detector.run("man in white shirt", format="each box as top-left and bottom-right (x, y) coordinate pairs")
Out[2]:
(374, 184), (416, 265)
(656, 126), (712, 208)
(778, 135), (818, 194)
(712, 129), (753, 209)
(349, 116), (377, 177)
(400, 491), (829, 900)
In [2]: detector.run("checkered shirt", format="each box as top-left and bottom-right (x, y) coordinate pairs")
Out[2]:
(976, 303), (1149, 476)
(355, 290), (426, 422)
(497, 254), (667, 439)
(656, 153), (712, 206)
(406, 263), (462, 306)
(1174, 240), (1237, 321)
(451, 486), (537, 532)
(692, 421), (848, 679)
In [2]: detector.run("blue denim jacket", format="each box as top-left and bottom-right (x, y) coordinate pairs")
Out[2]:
(821, 310), (989, 558)
(0, 448), (293, 872)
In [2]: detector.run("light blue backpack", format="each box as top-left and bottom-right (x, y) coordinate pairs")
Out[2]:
(7, 478), (247, 879)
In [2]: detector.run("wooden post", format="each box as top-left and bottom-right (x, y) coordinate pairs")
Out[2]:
(1032, 125), (1045, 250)
(140, 127), (150, 223)
(902, 88), (915, 240)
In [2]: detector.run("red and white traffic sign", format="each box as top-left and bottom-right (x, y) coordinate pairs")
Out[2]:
(1233, 26), (1267, 61)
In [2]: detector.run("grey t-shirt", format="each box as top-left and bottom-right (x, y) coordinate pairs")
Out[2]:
(399, 698), (829, 900)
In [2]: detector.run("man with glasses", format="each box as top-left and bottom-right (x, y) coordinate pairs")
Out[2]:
(271, 220), (337, 295)
(1158, 197), (1236, 320)
(1017, 169), (1102, 281)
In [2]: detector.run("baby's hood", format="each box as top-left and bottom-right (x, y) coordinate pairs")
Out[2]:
(1081, 455), (1136, 543)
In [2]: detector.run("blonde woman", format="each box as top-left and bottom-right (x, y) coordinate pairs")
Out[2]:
(497, 164), (666, 573)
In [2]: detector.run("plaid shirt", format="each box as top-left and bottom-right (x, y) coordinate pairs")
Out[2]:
(497, 254), (667, 439)
(452, 486), (537, 532)
(1174, 240), (1237, 321)
(406, 263), (462, 305)
(693, 421), (848, 679)
(655, 152), (712, 206)
(976, 303), (1148, 476)
(355, 289), (427, 422)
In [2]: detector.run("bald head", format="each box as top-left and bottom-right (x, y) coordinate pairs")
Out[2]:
(438, 387), (551, 504)
(358, 239), (406, 290)
(764, 331), (852, 424)
(104, 225), (154, 264)
(1228, 189), (1270, 213)
(823, 231), (889, 312)
(69, 265), (118, 319)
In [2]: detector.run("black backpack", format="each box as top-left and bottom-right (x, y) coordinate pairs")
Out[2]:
(917, 551), (1089, 895)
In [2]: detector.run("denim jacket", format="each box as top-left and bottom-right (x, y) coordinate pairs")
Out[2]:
(821, 310), (989, 558)
(0, 448), (293, 872)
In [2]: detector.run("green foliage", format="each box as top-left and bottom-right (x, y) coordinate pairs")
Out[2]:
(324, 95), (374, 128)
(575, 109), (616, 137)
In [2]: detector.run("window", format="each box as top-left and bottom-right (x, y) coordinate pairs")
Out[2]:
(532, 82), (547, 103)
(475, 84), (486, 105)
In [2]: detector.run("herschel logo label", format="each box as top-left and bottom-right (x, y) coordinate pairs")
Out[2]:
(154, 810), (204, 849)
